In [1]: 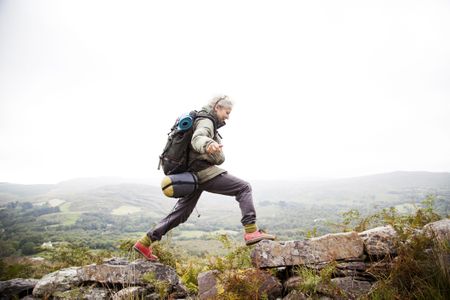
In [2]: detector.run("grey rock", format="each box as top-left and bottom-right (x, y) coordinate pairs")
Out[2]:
(283, 290), (308, 300)
(0, 278), (38, 300)
(112, 286), (148, 300)
(334, 261), (375, 280)
(32, 267), (82, 298)
(102, 257), (130, 265)
(256, 270), (282, 299)
(251, 232), (364, 268)
(283, 276), (302, 292)
(19, 296), (39, 300)
(32, 257), (187, 299)
(423, 218), (450, 242)
(52, 286), (110, 300)
(80, 259), (179, 287)
(198, 270), (220, 300)
(331, 277), (372, 299)
(83, 287), (111, 300)
(359, 225), (398, 257)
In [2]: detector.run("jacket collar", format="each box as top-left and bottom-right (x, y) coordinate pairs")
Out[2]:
(202, 106), (226, 129)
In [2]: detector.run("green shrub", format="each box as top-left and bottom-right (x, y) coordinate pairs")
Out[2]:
(206, 234), (252, 272)
(46, 243), (94, 267)
(293, 262), (339, 297)
(368, 232), (449, 300)
(142, 272), (170, 299)
(177, 258), (205, 294)
(0, 257), (55, 280)
(340, 195), (449, 300)
(218, 268), (269, 300)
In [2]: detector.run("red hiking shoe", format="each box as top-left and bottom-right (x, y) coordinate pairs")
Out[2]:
(133, 241), (158, 261)
(244, 230), (276, 246)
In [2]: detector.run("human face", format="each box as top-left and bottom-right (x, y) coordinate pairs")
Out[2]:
(215, 106), (232, 123)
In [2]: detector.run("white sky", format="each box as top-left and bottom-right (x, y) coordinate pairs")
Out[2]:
(1, 0), (449, 184)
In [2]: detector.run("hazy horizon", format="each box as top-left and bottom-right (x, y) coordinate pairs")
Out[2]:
(1, 0), (449, 184)
(1, 170), (449, 186)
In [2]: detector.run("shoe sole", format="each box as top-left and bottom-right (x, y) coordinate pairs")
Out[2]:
(245, 236), (275, 246)
(133, 246), (158, 261)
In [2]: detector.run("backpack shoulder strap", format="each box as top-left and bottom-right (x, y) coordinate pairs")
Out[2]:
(193, 110), (218, 133)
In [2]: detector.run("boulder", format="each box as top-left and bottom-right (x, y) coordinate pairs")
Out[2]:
(0, 278), (38, 300)
(32, 258), (187, 299)
(359, 225), (398, 257)
(251, 232), (364, 268)
(423, 218), (450, 242)
(32, 267), (82, 298)
(80, 258), (179, 287)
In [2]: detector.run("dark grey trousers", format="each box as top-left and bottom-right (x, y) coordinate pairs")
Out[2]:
(147, 172), (257, 241)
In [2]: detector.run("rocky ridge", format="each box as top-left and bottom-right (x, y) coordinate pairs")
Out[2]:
(1, 219), (448, 299)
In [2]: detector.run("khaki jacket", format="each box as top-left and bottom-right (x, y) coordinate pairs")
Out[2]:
(189, 112), (226, 183)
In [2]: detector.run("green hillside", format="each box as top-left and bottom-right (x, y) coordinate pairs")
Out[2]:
(0, 171), (449, 257)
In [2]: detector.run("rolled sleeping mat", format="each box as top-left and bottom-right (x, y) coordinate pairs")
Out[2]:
(177, 113), (194, 131)
(161, 172), (198, 198)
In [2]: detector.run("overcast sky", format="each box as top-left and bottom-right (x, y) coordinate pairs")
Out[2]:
(1, 0), (449, 184)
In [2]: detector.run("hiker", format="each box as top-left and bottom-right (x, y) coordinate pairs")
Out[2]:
(134, 95), (275, 261)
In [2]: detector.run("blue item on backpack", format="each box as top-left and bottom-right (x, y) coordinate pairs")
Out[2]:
(158, 110), (217, 175)
(177, 113), (194, 131)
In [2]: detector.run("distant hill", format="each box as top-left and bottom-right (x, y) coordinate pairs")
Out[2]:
(1, 171), (449, 255)
(1, 171), (449, 211)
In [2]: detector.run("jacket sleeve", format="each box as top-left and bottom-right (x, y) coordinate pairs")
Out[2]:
(191, 118), (215, 153)
(191, 118), (225, 165)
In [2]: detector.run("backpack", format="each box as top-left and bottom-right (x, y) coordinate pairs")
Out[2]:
(158, 110), (217, 175)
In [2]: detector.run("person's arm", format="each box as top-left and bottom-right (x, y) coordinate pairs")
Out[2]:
(191, 118), (225, 164)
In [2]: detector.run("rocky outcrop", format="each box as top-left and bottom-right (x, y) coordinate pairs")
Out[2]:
(251, 232), (364, 268)
(0, 278), (38, 300)
(32, 257), (187, 299)
(245, 219), (449, 299)
(251, 226), (404, 269)
(2, 219), (448, 299)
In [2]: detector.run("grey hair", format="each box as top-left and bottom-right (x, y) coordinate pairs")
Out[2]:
(206, 95), (233, 111)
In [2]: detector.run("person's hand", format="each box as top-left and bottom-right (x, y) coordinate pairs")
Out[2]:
(206, 142), (223, 154)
